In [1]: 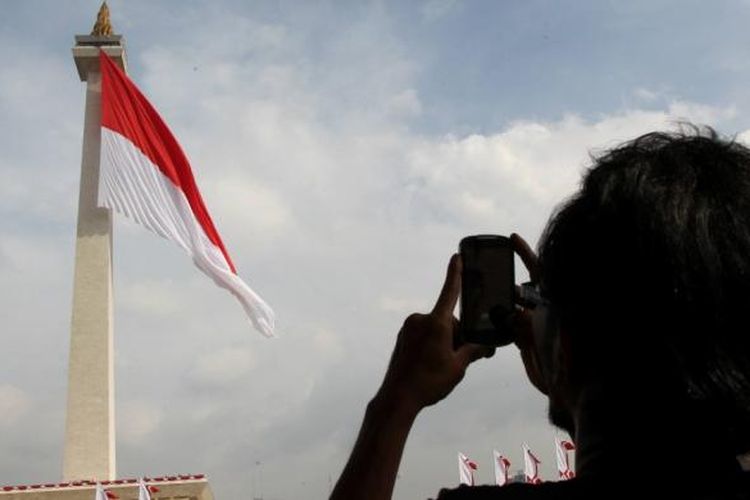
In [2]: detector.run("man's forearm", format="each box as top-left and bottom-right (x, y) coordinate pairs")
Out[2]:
(331, 256), (479, 499)
(330, 390), (419, 500)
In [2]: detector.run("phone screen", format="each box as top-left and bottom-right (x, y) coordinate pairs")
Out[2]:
(459, 235), (515, 346)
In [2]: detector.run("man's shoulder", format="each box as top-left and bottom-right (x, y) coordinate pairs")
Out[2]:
(433, 479), (586, 500)
(432, 471), (750, 500)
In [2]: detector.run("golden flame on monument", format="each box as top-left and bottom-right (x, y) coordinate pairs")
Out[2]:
(91, 1), (114, 37)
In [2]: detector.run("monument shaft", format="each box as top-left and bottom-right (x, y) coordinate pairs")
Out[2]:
(64, 39), (125, 482)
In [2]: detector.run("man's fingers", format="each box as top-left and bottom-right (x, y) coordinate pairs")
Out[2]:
(511, 233), (540, 283)
(519, 346), (548, 395)
(511, 309), (548, 394)
(455, 343), (496, 367)
(433, 254), (461, 317)
(512, 308), (534, 350)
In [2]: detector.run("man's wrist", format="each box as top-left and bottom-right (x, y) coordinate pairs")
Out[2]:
(370, 385), (422, 424)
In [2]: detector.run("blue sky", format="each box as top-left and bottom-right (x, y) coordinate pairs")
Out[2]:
(1, 1), (750, 499)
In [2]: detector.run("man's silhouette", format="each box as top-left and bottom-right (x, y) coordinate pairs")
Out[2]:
(330, 126), (750, 499)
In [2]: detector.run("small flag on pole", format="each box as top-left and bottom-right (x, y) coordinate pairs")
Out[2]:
(95, 483), (118, 500)
(458, 452), (478, 486)
(138, 478), (159, 500)
(98, 50), (275, 337)
(554, 437), (576, 479)
(522, 443), (542, 484)
(492, 450), (511, 486)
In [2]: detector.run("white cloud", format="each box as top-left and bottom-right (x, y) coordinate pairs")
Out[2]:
(188, 346), (256, 387)
(312, 327), (344, 360)
(400, 103), (737, 237)
(421, 0), (463, 22)
(0, 233), (67, 277)
(378, 295), (429, 315)
(0, 40), (79, 222)
(119, 400), (163, 446)
(0, 384), (30, 427)
(387, 88), (422, 118)
(738, 130), (750, 146)
(120, 279), (184, 316)
(209, 176), (295, 245)
(662, 101), (736, 125)
(633, 87), (659, 102)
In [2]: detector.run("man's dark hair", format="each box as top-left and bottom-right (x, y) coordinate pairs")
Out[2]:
(538, 125), (750, 456)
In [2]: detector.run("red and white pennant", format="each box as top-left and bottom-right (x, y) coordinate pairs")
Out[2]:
(458, 452), (478, 486)
(523, 443), (543, 484)
(555, 437), (576, 480)
(492, 449), (511, 486)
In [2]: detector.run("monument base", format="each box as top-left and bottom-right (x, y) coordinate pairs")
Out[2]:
(0, 474), (214, 500)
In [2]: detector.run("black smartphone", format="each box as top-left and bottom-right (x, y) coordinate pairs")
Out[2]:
(459, 235), (515, 346)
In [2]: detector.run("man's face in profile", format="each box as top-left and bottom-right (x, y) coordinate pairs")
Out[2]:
(531, 303), (576, 436)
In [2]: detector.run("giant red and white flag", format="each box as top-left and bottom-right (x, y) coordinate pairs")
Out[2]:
(554, 437), (576, 479)
(458, 452), (478, 486)
(492, 449), (511, 486)
(522, 443), (542, 484)
(97, 50), (274, 337)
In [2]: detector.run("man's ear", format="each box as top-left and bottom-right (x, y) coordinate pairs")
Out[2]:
(554, 324), (581, 400)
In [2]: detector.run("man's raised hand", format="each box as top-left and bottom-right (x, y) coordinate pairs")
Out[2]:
(378, 255), (494, 415)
